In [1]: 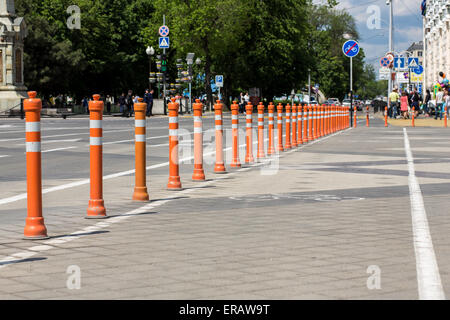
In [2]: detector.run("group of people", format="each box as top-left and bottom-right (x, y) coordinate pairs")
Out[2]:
(388, 86), (450, 120)
(388, 87), (422, 119)
(82, 89), (154, 117)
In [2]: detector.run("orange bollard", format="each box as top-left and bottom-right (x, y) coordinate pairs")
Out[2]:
(320, 105), (325, 137)
(167, 98), (182, 190)
(192, 99), (207, 179)
(257, 102), (266, 160)
(445, 106), (448, 128)
(307, 105), (313, 141)
(291, 104), (298, 147)
(214, 100), (226, 173)
(245, 102), (255, 163)
(285, 104), (292, 149)
(267, 102), (276, 155)
(303, 105), (309, 143)
(276, 103), (284, 152)
(132, 98), (149, 201)
(325, 105), (329, 135)
(230, 101), (242, 168)
(412, 107), (415, 127)
(366, 106), (369, 127)
(23, 91), (48, 239)
(312, 105), (317, 140)
(353, 106), (357, 128)
(298, 104), (303, 145)
(86, 94), (107, 218)
(330, 105), (334, 133)
(384, 106), (388, 127)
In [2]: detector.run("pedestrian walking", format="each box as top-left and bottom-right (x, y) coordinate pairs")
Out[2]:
(435, 87), (444, 120)
(82, 96), (89, 114)
(239, 92), (245, 113)
(119, 93), (126, 116)
(126, 90), (133, 117)
(105, 95), (112, 114)
(388, 88), (400, 118)
(400, 91), (409, 119)
(410, 88), (420, 119)
(144, 89), (154, 117)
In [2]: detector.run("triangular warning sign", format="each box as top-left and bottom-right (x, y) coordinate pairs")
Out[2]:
(409, 59), (418, 67)
(159, 37), (169, 48)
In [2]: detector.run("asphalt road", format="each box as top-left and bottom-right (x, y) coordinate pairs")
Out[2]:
(0, 113), (273, 204)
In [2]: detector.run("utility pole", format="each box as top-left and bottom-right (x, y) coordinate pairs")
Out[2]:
(163, 15), (167, 115)
(387, 0), (394, 100)
(308, 69), (311, 103)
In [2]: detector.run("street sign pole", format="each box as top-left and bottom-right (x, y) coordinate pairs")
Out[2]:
(350, 57), (353, 127)
(163, 15), (167, 115)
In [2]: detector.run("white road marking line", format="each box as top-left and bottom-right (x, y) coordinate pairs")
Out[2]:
(42, 146), (77, 153)
(403, 128), (445, 300)
(0, 155), (10, 158)
(0, 129), (132, 142)
(0, 126), (351, 269)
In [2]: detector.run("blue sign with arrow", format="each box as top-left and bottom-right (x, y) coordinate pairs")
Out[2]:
(413, 64), (423, 75)
(393, 57), (406, 69)
(342, 40), (359, 58)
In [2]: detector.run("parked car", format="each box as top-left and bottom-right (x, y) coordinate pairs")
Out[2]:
(342, 99), (351, 108)
(328, 98), (340, 105)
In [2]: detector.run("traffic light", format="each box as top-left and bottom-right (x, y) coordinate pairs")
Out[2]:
(161, 54), (168, 73)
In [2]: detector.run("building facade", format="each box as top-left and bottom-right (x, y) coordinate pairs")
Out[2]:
(423, 0), (450, 91)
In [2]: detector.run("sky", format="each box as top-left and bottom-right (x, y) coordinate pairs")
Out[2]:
(314, 0), (424, 78)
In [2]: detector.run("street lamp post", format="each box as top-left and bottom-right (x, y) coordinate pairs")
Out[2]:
(146, 46), (155, 90)
(186, 53), (195, 114)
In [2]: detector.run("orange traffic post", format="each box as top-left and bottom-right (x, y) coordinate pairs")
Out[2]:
(291, 104), (298, 147)
(167, 98), (182, 190)
(267, 102), (276, 155)
(313, 106), (318, 140)
(384, 106), (388, 127)
(214, 100), (226, 173)
(285, 104), (292, 149)
(308, 105), (313, 141)
(23, 91), (48, 239)
(412, 107), (415, 127)
(86, 94), (107, 219)
(366, 106), (369, 127)
(353, 106), (357, 128)
(245, 102), (255, 163)
(132, 98), (149, 201)
(297, 104), (303, 145)
(230, 101), (242, 168)
(276, 103), (284, 152)
(445, 106), (448, 128)
(257, 102), (266, 160)
(320, 105), (325, 137)
(192, 99), (206, 179)
(325, 105), (329, 135)
(303, 105), (308, 143)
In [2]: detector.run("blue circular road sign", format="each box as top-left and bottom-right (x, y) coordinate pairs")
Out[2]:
(342, 40), (360, 58)
(414, 65), (424, 75)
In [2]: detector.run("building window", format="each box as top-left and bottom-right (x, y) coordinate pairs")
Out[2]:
(418, 51), (423, 57)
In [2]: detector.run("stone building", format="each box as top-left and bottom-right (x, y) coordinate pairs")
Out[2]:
(423, 0), (450, 90)
(0, 0), (27, 114)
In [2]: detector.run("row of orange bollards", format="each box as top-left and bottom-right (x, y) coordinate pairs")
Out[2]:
(22, 93), (350, 239)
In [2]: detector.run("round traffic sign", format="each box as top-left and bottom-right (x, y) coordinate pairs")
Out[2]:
(342, 40), (359, 58)
(385, 52), (394, 62)
(159, 25), (169, 37)
(380, 57), (390, 67)
(413, 65), (424, 75)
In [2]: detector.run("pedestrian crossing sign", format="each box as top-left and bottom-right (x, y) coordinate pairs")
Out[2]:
(159, 37), (170, 49)
(408, 57), (419, 68)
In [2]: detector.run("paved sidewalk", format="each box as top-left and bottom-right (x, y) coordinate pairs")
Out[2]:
(1, 117), (450, 299)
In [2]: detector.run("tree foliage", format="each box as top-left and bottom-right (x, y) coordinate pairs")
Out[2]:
(15, 0), (383, 103)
